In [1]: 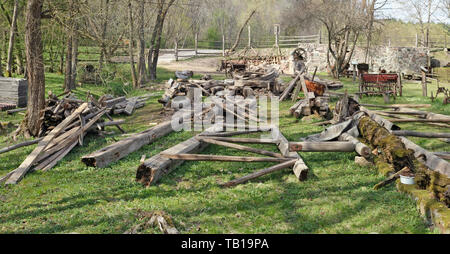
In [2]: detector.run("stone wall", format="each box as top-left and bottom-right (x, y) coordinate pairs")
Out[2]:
(243, 44), (429, 75)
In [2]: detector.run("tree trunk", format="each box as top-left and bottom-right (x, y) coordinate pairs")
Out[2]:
(127, 0), (138, 88)
(63, 33), (73, 91)
(137, 0), (146, 86)
(24, 0), (45, 137)
(71, 28), (79, 88)
(6, 0), (19, 77)
(59, 39), (65, 74)
(98, 0), (110, 73)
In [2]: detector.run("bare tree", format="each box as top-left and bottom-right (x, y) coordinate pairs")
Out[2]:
(136, 0), (146, 86)
(5, 0), (19, 77)
(400, 0), (441, 47)
(127, 0), (138, 88)
(24, 0), (45, 137)
(147, 0), (176, 81)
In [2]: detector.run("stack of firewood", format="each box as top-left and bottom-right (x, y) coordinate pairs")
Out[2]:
(98, 94), (151, 116)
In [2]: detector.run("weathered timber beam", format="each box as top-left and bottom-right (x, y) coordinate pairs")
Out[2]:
(82, 120), (174, 168)
(338, 133), (371, 158)
(196, 137), (285, 158)
(393, 131), (450, 139)
(160, 154), (291, 163)
(289, 142), (355, 152)
(221, 159), (298, 188)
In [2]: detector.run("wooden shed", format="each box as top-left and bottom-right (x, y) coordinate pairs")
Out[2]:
(0, 77), (28, 108)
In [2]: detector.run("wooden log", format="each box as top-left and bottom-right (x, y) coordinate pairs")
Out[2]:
(373, 167), (410, 190)
(393, 131), (450, 139)
(136, 132), (212, 186)
(279, 74), (301, 101)
(289, 142), (355, 152)
(4, 103), (89, 185)
(338, 133), (371, 158)
(399, 137), (450, 177)
(389, 119), (450, 124)
(124, 97), (138, 116)
(82, 120), (174, 168)
(0, 138), (43, 155)
(160, 154), (291, 163)
(197, 137), (285, 158)
(104, 96), (126, 108)
(434, 152), (450, 160)
(6, 108), (26, 115)
(290, 100), (304, 115)
(221, 159), (298, 187)
(200, 130), (264, 137)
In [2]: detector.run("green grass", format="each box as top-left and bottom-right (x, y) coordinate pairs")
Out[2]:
(0, 67), (447, 234)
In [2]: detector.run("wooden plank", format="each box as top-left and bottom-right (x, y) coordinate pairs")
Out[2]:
(4, 103), (89, 185)
(124, 97), (138, 115)
(0, 138), (43, 155)
(160, 154), (292, 163)
(338, 133), (371, 158)
(393, 131), (450, 139)
(289, 142), (355, 152)
(197, 137), (279, 145)
(221, 159), (297, 187)
(82, 120), (174, 168)
(197, 137), (285, 158)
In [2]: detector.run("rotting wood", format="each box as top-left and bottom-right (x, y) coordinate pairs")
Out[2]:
(393, 131), (450, 139)
(289, 142), (355, 152)
(82, 120), (174, 168)
(196, 137), (285, 158)
(221, 159), (297, 188)
(136, 130), (212, 187)
(4, 103), (89, 185)
(160, 154), (292, 163)
(338, 133), (371, 158)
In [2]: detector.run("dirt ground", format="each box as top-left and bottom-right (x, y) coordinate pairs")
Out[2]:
(158, 56), (223, 73)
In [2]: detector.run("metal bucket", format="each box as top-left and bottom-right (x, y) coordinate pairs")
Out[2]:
(400, 175), (415, 185)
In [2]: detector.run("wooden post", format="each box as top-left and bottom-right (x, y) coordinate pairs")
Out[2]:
(275, 24), (279, 48)
(174, 40), (178, 61)
(397, 73), (402, 97)
(194, 33), (198, 56)
(422, 70), (427, 97)
(415, 33), (418, 47)
(445, 34), (447, 49)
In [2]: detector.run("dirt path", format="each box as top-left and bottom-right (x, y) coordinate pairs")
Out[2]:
(158, 56), (223, 73)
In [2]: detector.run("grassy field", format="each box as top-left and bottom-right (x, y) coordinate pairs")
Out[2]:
(0, 66), (448, 234)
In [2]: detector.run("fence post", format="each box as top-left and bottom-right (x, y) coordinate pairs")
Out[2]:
(174, 40), (178, 62)
(445, 34), (447, 50)
(222, 34), (225, 57)
(194, 33), (198, 56)
(415, 34), (418, 47)
(274, 24), (279, 48)
(248, 25), (251, 48)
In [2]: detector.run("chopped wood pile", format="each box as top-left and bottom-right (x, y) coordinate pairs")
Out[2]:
(98, 94), (152, 116)
(158, 68), (282, 108)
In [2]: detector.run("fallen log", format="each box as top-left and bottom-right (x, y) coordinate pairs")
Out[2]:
(196, 137), (285, 158)
(399, 137), (450, 177)
(82, 120), (174, 168)
(289, 142), (355, 152)
(160, 154), (291, 163)
(338, 133), (371, 158)
(6, 108), (26, 115)
(136, 131), (212, 186)
(279, 74), (301, 101)
(434, 152), (450, 160)
(389, 119), (450, 124)
(0, 138), (43, 155)
(221, 159), (297, 188)
(393, 130), (450, 139)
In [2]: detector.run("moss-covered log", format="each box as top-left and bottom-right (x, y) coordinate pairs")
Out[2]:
(358, 116), (415, 172)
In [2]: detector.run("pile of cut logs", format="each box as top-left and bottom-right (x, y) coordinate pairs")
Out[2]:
(158, 68), (282, 108)
(286, 74), (331, 119)
(98, 94), (152, 116)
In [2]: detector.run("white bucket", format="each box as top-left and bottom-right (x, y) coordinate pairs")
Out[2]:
(400, 175), (415, 185)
